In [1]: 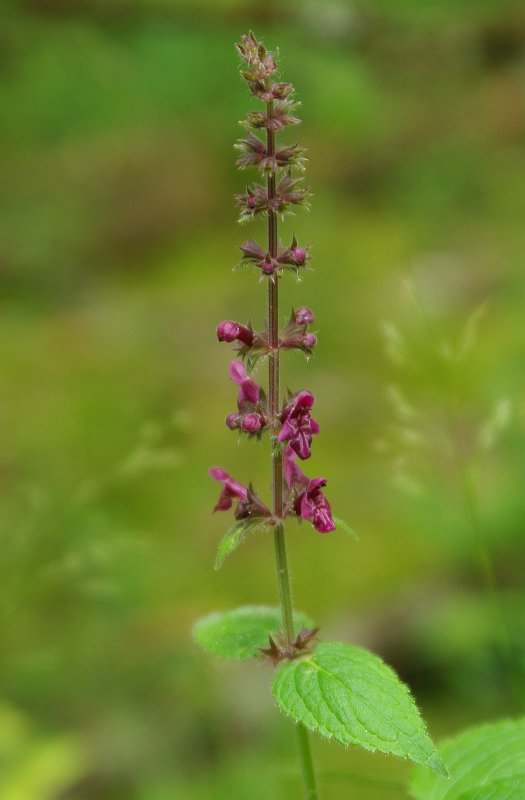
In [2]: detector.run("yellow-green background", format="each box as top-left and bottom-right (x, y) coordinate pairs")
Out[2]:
(1, 1), (525, 797)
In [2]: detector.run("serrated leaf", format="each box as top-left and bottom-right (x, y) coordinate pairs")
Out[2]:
(214, 518), (266, 569)
(333, 516), (358, 540)
(193, 606), (314, 660)
(272, 641), (446, 775)
(457, 778), (525, 800)
(410, 718), (525, 800)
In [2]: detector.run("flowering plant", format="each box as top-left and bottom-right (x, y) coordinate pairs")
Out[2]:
(193, 32), (446, 798)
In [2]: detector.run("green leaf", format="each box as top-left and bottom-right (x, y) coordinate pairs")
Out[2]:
(333, 516), (358, 540)
(214, 518), (267, 569)
(193, 606), (314, 660)
(457, 778), (525, 800)
(410, 718), (525, 800)
(272, 641), (446, 775)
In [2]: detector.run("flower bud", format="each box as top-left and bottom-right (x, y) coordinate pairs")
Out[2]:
(241, 413), (263, 434)
(291, 246), (307, 265)
(217, 320), (254, 346)
(303, 333), (317, 349)
(262, 255), (277, 274)
(295, 307), (314, 325)
(226, 413), (241, 430)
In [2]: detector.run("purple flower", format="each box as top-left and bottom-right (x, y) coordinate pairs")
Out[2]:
(209, 467), (248, 512)
(283, 446), (335, 533)
(298, 477), (336, 533)
(278, 390), (320, 459)
(209, 467), (271, 519)
(217, 321), (254, 346)
(230, 360), (260, 403)
(295, 307), (314, 326)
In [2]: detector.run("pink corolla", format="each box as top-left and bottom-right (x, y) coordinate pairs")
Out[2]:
(209, 467), (270, 519)
(283, 445), (335, 533)
(278, 390), (320, 460)
(230, 360), (260, 403)
(298, 477), (335, 533)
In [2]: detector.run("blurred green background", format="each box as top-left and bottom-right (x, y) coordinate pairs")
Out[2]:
(1, 0), (525, 797)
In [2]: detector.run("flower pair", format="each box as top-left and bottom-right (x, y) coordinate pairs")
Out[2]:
(209, 444), (335, 534)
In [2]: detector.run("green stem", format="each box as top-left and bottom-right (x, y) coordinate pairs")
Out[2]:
(273, 522), (295, 644)
(266, 98), (320, 800)
(296, 720), (320, 800)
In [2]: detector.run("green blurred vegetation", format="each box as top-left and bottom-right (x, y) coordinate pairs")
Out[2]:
(1, 0), (525, 797)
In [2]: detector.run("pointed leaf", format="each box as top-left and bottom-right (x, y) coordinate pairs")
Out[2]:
(333, 516), (358, 540)
(273, 641), (446, 775)
(193, 606), (314, 660)
(410, 718), (525, 800)
(214, 518), (266, 569)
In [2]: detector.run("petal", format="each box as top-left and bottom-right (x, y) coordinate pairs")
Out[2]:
(300, 491), (315, 520)
(214, 487), (234, 512)
(240, 377), (260, 404)
(292, 430), (311, 460)
(230, 360), (247, 385)
(312, 505), (336, 533)
(309, 417), (320, 434)
(209, 467), (230, 482)
(278, 418), (297, 443)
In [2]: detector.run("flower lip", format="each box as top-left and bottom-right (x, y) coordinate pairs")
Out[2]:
(209, 467), (249, 512)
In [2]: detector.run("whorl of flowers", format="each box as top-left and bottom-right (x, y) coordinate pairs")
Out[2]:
(209, 32), (335, 534)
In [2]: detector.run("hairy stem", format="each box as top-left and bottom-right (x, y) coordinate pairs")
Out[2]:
(266, 99), (320, 800)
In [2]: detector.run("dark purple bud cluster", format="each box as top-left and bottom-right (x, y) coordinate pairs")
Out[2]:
(235, 132), (306, 173)
(209, 32), (336, 536)
(280, 307), (317, 353)
(236, 174), (310, 223)
(239, 235), (309, 278)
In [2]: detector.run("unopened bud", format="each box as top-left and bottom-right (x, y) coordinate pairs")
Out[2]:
(291, 246), (307, 265)
(303, 333), (317, 349)
(226, 413), (241, 430)
(295, 307), (314, 325)
(241, 413), (263, 434)
(217, 320), (254, 346)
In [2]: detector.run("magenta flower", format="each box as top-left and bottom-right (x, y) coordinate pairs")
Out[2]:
(298, 477), (336, 533)
(283, 445), (335, 533)
(217, 321), (254, 346)
(209, 467), (271, 519)
(209, 467), (248, 511)
(230, 360), (260, 403)
(278, 390), (320, 459)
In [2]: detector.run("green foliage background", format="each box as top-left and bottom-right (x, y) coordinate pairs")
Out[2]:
(1, 0), (525, 797)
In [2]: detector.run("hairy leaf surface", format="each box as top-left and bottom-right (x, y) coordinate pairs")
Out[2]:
(273, 641), (446, 774)
(214, 518), (267, 569)
(410, 718), (525, 800)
